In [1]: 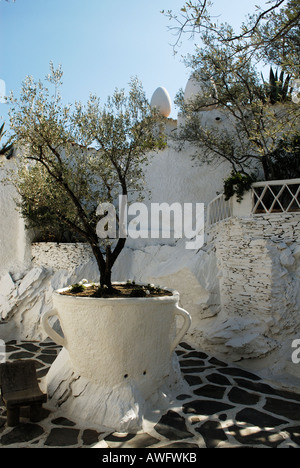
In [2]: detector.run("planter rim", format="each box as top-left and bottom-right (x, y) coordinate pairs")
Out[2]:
(53, 282), (179, 304)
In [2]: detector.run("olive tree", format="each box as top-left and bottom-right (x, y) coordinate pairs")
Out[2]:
(8, 65), (166, 290)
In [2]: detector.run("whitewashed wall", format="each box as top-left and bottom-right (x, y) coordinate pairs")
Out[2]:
(0, 155), (32, 276)
(0, 114), (299, 389)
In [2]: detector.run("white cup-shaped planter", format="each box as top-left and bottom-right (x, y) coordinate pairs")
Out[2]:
(42, 284), (191, 401)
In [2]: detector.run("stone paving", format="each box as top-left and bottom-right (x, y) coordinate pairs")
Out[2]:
(0, 340), (300, 448)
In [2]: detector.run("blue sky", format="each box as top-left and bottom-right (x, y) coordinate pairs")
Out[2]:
(0, 0), (266, 127)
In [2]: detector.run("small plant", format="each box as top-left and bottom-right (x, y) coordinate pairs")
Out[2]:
(224, 171), (257, 203)
(262, 67), (292, 105)
(69, 283), (85, 294)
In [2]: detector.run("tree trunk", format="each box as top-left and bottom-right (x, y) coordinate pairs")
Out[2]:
(261, 154), (274, 180)
(100, 268), (112, 290)
(101, 245), (113, 289)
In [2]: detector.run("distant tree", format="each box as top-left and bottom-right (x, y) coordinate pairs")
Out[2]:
(261, 67), (292, 105)
(174, 39), (299, 181)
(163, 0), (300, 75)
(165, 0), (300, 186)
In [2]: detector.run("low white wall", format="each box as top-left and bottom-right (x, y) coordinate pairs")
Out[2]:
(1, 211), (300, 390)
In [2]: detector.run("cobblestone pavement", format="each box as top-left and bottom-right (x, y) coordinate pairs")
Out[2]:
(0, 340), (300, 448)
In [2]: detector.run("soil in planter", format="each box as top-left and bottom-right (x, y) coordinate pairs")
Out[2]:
(61, 283), (173, 299)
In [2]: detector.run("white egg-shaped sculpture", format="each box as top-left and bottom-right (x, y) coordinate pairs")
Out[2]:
(184, 73), (218, 110)
(150, 87), (172, 117)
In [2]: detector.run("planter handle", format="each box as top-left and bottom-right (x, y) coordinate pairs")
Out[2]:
(171, 305), (192, 351)
(42, 309), (66, 347)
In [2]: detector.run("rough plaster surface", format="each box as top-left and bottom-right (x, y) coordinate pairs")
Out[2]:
(1, 210), (299, 387)
(0, 136), (299, 390)
(45, 347), (187, 433)
(42, 289), (191, 432)
(0, 158), (31, 276)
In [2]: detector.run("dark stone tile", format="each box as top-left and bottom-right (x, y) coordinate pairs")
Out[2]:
(5, 345), (19, 353)
(182, 351), (209, 360)
(234, 378), (300, 402)
(20, 340), (39, 344)
(39, 341), (59, 348)
(82, 429), (102, 446)
(8, 351), (35, 360)
(45, 427), (80, 447)
(105, 433), (159, 448)
(227, 424), (285, 448)
(37, 354), (57, 364)
(176, 394), (193, 401)
(40, 348), (58, 355)
(271, 389), (300, 403)
(36, 367), (49, 379)
(181, 367), (214, 374)
(179, 342), (194, 350)
(159, 442), (199, 448)
(196, 420), (228, 448)
(51, 417), (76, 427)
(193, 384), (226, 400)
(19, 343), (40, 353)
(180, 359), (206, 367)
(183, 400), (234, 416)
(263, 397), (300, 421)
(208, 357), (228, 367)
(285, 426), (300, 446)
(228, 387), (261, 406)
(0, 423), (44, 445)
(218, 367), (261, 381)
(184, 374), (203, 386)
(206, 372), (231, 386)
(236, 408), (287, 427)
(218, 414), (228, 422)
(154, 410), (193, 440)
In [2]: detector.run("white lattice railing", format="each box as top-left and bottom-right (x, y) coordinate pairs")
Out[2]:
(252, 178), (300, 214)
(207, 194), (233, 226)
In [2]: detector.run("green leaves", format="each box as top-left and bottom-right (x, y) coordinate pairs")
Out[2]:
(224, 171), (257, 202)
(8, 64), (167, 285)
(0, 123), (14, 158)
(262, 66), (292, 104)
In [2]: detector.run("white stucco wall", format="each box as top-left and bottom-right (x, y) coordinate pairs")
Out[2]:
(0, 112), (299, 390)
(0, 155), (31, 277)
